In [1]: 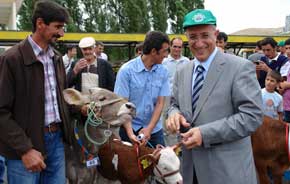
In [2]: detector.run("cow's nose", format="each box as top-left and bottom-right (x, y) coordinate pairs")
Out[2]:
(125, 102), (136, 109)
(176, 180), (183, 184)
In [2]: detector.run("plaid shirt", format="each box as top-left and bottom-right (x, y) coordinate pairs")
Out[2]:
(28, 36), (61, 126)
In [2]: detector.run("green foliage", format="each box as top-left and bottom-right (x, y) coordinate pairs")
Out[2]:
(17, 0), (204, 33)
(17, 0), (35, 31)
(150, 0), (167, 32)
(63, 0), (83, 32)
(167, 0), (205, 33)
(16, 0), (204, 61)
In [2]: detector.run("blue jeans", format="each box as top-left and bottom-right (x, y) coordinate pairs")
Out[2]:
(119, 127), (165, 148)
(0, 155), (5, 184)
(7, 130), (65, 184)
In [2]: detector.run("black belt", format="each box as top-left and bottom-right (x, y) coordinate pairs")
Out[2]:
(44, 122), (60, 133)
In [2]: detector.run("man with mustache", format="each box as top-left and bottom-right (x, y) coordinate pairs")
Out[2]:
(0, 1), (71, 183)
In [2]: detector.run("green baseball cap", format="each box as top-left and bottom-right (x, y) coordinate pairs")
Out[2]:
(183, 9), (216, 29)
(278, 40), (285, 47)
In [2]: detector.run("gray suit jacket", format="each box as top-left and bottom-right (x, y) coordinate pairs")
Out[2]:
(168, 50), (263, 184)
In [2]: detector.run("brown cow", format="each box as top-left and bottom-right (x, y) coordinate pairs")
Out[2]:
(63, 88), (136, 184)
(252, 116), (290, 184)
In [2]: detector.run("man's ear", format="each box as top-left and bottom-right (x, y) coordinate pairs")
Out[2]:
(151, 48), (157, 55)
(214, 29), (220, 38)
(36, 18), (46, 31)
(63, 88), (90, 106)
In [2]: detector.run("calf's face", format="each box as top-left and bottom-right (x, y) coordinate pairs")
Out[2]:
(140, 145), (183, 184)
(154, 147), (183, 184)
(63, 88), (136, 126)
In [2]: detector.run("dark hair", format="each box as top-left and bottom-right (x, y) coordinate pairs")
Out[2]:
(285, 38), (290, 46)
(266, 70), (282, 83)
(261, 37), (277, 48)
(170, 37), (183, 46)
(32, 0), (69, 32)
(143, 31), (170, 54)
(256, 40), (263, 50)
(135, 42), (144, 53)
(65, 44), (76, 53)
(95, 41), (104, 47)
(217, 32), (228, 42)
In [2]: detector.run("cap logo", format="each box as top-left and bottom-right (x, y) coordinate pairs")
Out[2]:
(193, 13), (205, 22)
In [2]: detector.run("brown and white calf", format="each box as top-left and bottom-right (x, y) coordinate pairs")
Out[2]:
(252, 116), (290, 184)
(97, 137), (183, 184)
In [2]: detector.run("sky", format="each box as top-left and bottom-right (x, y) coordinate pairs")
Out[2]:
(204, 0), (290, 34)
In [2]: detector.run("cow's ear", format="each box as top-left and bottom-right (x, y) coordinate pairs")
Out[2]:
(171, 143), (182, 156)
(139, 154), (156, 169)
(63, 88), (90, 105)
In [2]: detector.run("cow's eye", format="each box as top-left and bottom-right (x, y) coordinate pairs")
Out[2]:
(162, 167), (168, 171)
(99, 96), (106, 101)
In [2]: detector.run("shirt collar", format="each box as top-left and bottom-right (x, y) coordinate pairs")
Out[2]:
(167, 54), (187, 63)
(135, 55), (159, 72)
(28, 35), (54, 58)
(194, 47), (218, 73)
(271, 53), (279, 61)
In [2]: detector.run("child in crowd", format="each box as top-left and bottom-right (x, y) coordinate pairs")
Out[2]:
(262, 70), (283, 120)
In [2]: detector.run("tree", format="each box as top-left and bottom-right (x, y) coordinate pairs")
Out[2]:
(167, 0), (204, 33)
(63, 0), (83, 32)
(149, 0), (167, 32)
(17, 0), (204, 33)
(16, 0), (204, 62)
(17, 0), (36, 31)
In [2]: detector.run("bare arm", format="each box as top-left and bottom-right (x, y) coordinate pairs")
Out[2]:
(278, 112), (283, 121)
(139, 96), (165, 140)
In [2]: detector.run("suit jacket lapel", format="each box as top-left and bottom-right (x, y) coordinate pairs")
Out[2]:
(192, 51), (226, 122)
(185, 61), (195, 118)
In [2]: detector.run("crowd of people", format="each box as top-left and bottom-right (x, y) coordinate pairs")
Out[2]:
(0, 0), (290, 184)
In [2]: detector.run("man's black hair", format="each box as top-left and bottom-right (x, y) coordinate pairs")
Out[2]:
(261, 37), (277, 48)
(32, 0), (69, 32)
(256, 40), (263, 50)
(217, 32), (228, 42)
(65, 44), (76, 53)
(285, 38), (290, 46)
(143, 31), (170, 54)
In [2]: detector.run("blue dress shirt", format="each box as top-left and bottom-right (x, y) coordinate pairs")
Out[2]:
(114, 56), (170, 133)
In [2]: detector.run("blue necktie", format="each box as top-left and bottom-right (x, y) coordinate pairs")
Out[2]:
(192, 65), (205, 115)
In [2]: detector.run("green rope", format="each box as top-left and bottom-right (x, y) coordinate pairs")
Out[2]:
(84, 101), (112, 145)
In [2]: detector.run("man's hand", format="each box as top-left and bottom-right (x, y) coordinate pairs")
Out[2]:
(21, 149), (46, 172)
(256, 62), (271, 72)
(73, 58), (88, 74)
(127, 133), (148, 146)
(166, 113), (190, 134)
(181, 127), (202, 149)
(123, 122), (143, 145)
(277, 83), (285, 94)
(139, 127), (152, 141)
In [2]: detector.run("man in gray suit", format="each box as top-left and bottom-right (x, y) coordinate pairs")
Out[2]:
(166, 9), (263, 184)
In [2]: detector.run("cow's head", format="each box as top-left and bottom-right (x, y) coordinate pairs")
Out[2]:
(139, 144), (183, 184)
(63, 88), (136, 127)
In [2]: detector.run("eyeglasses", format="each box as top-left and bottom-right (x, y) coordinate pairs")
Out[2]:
(172, 45), (182, 49)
